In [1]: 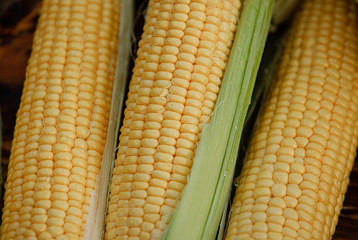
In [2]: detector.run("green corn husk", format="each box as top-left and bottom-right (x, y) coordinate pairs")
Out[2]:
(160, 0), (274, 239)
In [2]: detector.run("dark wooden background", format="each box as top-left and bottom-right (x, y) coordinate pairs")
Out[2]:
(0, 0), (357, 238)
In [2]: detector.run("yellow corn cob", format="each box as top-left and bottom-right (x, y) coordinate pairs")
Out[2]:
(0, 0), (121, 239)
(226, 0), (358, 239)
(105, 0), (241, 239)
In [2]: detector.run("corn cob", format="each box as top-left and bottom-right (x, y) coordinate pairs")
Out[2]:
(105, 0), (241, 239)
(0, 0), (121, 239)
(226, 0), (358, 239)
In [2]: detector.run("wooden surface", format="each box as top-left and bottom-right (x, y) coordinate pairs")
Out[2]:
(0, 1), (357, 238)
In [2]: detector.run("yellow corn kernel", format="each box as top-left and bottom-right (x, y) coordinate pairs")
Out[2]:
(226, 0), (358, 239)
(0, 0), (121, 239)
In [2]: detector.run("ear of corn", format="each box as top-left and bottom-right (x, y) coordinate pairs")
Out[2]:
(104, 0), (246, 239)
(161, 1), (274, 239)
(226, 0), (358, 239)
(0, 0), (123, 239)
